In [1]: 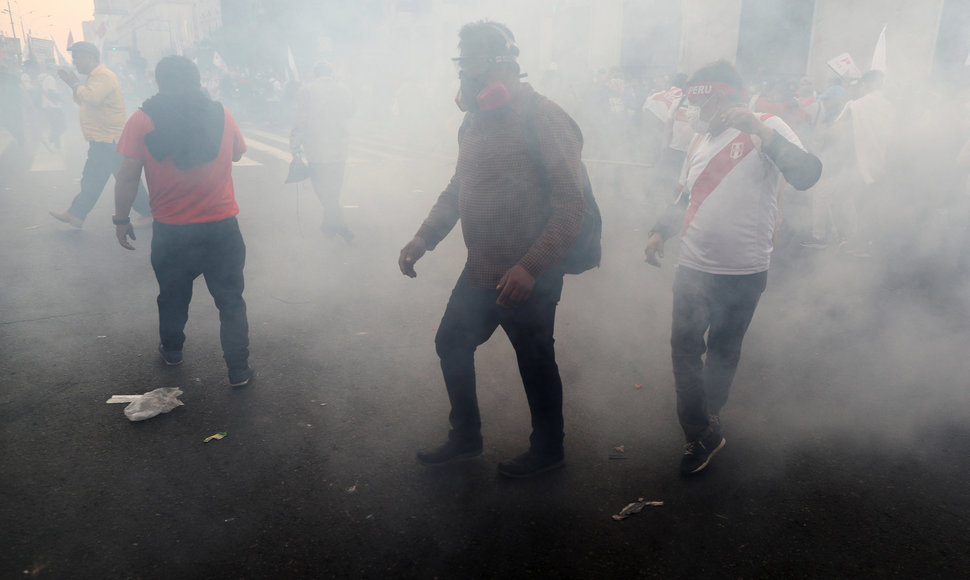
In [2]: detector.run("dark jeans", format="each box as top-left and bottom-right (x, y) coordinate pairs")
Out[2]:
(671, 266), (767, 441)
(434, 269), (565, 457)
(308, 162), (347, 228)
(68, 141), (149, 220)
(150, 217), (250, 372)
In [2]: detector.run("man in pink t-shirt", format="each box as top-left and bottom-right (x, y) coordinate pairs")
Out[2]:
(113, 55), (253, 387)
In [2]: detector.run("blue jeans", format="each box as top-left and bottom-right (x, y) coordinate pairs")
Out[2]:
(671, 267), (767, 441)
(68, 141), (149, 220)
(150, 217), (250, 372)
(434, 269), (566, 457)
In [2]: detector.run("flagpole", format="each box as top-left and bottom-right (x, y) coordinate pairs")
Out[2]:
(5, 0), (17, 60)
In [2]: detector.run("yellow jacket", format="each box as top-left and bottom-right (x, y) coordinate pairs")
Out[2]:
(74, 63), (127, 143)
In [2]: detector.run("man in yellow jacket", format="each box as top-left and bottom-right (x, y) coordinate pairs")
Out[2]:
(50, 41), (150, 229)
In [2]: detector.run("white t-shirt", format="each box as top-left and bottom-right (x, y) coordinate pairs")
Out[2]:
(677, 114), (805, 275)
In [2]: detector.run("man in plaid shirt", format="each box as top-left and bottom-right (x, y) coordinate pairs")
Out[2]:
(398, 21), (585, 478)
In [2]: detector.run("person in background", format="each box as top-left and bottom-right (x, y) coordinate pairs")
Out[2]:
(753, 77), (813, 143)
(836, 70), (896, 258)
(37, 59), (67, 149)
(289, 61), (356, 242)
(644, 61), (822, 475)
(643, 73), (692, 201)
(398, 21), (585, 479)
(113, 55), (254, 388)
(801, 83), (850, 249)
(50, 41), (151, 229)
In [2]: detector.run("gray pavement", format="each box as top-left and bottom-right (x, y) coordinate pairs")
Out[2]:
(2, 127), (970, 578)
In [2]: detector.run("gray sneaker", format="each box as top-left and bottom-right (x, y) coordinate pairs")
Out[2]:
(158, 344), (183, 366)
(228, 366), (255, 387)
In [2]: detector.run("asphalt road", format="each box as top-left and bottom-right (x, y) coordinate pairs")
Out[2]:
(2, 123), (969, 579)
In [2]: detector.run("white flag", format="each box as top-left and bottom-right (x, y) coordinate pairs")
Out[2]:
(870, 25), (887, 73)
(287, 46), (300, 83)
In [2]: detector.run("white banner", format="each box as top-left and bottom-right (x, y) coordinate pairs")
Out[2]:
(827, 52), (862, 79)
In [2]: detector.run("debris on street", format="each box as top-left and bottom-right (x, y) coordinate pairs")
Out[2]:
(608, 445), (627, 460)
(119, 387), (184, 421)
(204, 432), (228, 443)
(612, 498), (663, 521)
(106, 395), (142, 404)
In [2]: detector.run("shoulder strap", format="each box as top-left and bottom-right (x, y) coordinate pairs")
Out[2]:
(523, 93), (552, 199)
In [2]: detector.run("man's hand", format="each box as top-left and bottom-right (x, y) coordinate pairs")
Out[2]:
(496, 264), (535, 307)
(644, 232), (665, 267)
(398, 236), (427, 278)
(721, 107), (774, 143)
(56, 69), (79, 88)
(116, 224), (136, 251)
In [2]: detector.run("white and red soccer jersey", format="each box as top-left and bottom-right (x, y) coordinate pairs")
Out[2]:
(676, 114), (805, 275)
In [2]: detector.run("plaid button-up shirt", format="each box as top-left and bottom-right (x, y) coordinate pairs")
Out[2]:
(416, 84), (585, 288)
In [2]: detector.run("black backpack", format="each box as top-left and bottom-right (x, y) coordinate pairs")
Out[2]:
(523, 94), (601, 274)
(457, 94), (602, 275)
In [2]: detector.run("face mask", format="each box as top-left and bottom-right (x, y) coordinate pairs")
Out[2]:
(457, 74), (511, 113)
(459, 74), (485, 113)
(685, 104), (710, 134)
(476, 80), (511, 111)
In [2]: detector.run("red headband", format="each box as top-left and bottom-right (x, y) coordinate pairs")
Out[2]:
(685, 82), (740, 98)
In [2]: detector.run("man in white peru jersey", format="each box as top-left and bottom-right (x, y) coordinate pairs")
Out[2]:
(644, 61), (822, 476)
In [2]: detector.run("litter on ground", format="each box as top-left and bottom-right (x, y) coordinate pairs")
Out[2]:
(612, 498), (664, 521)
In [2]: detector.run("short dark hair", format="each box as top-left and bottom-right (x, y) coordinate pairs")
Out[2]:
(458, 20), (520, 75)
(67, 41), (100, 61)
(688, 60), (744, 100)
(155, 55), (201, 94)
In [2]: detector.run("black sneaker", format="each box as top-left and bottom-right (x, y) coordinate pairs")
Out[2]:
(416, 439), (483, 465)
(497, 451), (565, 479)
(158, 344), (183, 366)
(228, 366), (255, 387)
(680, 431), (726, 475)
